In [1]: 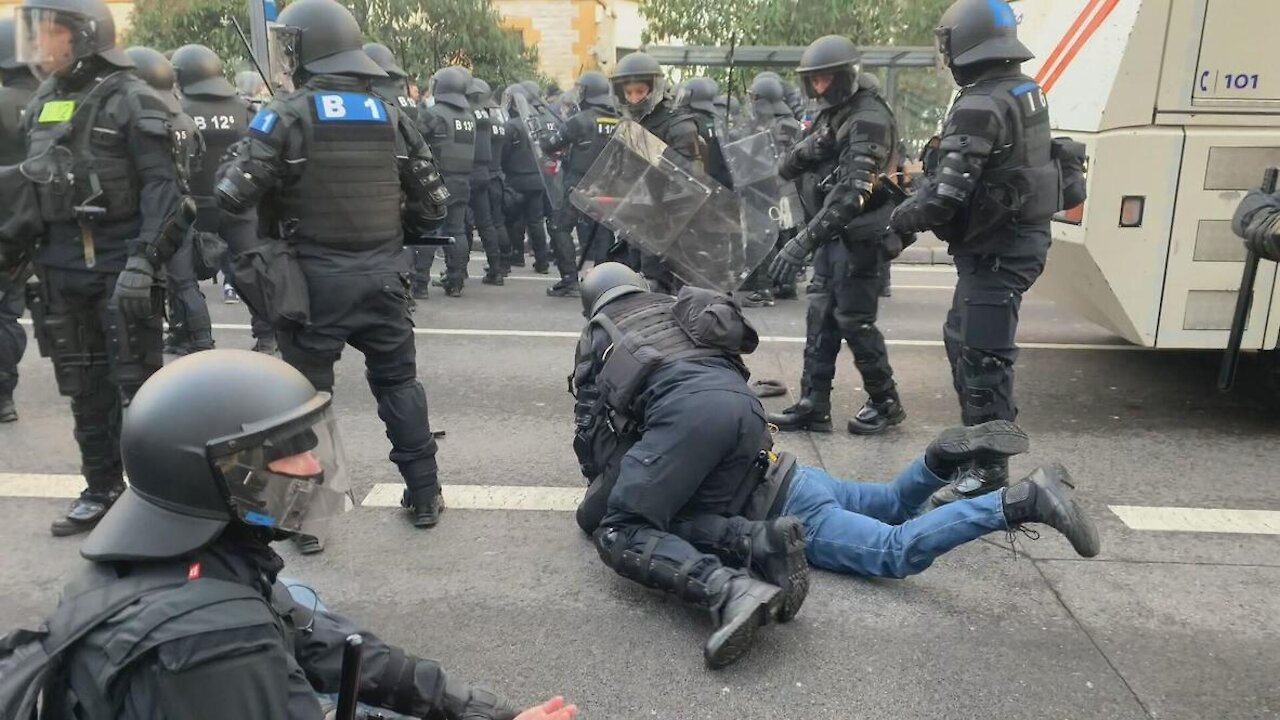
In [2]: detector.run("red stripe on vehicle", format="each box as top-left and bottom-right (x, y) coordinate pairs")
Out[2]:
(1042, 0), (1123, 94)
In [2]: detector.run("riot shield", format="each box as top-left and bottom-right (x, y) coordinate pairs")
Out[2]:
(570, 119), (777, 294)
(721, 128), (802, 236)
(513, 93), (567, 211)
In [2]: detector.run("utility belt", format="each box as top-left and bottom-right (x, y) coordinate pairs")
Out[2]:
(731, 450), (797, 521)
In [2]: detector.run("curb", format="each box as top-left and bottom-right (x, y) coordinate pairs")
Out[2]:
(893, 246), (954, 266)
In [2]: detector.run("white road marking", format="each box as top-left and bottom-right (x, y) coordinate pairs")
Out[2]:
(8, 476), (1275, 534)
(1109, 505), (1280, 535)
(362, 483), (581, 511)
(0, 474), (583, 512)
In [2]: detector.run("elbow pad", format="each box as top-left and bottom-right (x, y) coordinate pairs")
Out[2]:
(214, 160), (273, 214)
(442, 678), (519, 720)
(933, 151), (977, 205)
(401, 156), (451, 208)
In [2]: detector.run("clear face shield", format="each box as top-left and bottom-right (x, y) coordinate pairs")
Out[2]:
(934, 28), (954, 77)
(15, 8), (79, 79)
(206, 394), (354, 538)
(267, 23), (300, 92)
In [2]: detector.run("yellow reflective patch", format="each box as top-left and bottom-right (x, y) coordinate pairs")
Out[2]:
(37, 101), (75, 123)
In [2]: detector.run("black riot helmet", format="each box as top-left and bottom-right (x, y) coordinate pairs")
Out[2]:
(611, 51), (666, 120)
(429, 65), (472, 109)
(580, 261), (649, 316)
(81, 350), (353, 562)
(15, 0), (132, 78)
(519, 79), (543, 101)
(125, 46), (174, 92)
(502, 80), (533, 114)
(936, 0), (1032, 73)
(466, 77), (491, 107)
(748, 74), (791, 119)
(575, 70), (612, 109)
(0, 18), (23, 70)
(796, 35), (860, 110)
(676, 76), (718, 114)
(171, 44), (237, 97)
(362, 42), (406, 78)
(270, 0), (385, 86)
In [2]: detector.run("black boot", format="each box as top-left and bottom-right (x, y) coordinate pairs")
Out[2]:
(928, 456), (1010, 510)
(252, 335), (278, 355)
(482, 272), (505, 286)
(292, 533), (325, 555)
(1002, 464), (1100, 558)
(545, 276), (580, 298)
(402, 487), (445, 528)
(705, 570), (783, 669)
(846, 394), (906, 435)
(924, 420), (1029, 478)
(0, 394), (16, 423)
(732, 517), (809, 623)
(51, 487), (121, 537)
(741, 289), (774, 308)
(766, 396), (832, 433)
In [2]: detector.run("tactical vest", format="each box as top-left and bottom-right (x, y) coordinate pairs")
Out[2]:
(421, 98), (476, 176)
(372, 77), (417, 122)
(564, 106), (618, 179)
(25, 72), (154, 225)
(471, 106), (493, 170)
(182, 94), (251, 198)
(488, 107), (508, 176)
(272, 88), (402, 250)
(582, 292), (747, 433)
(504, 115), (540, 176)
(0, 79), (36, 165)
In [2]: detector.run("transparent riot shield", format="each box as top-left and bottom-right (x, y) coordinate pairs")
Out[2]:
(513, 93), (567, 211)
(570, 119), (777, 294)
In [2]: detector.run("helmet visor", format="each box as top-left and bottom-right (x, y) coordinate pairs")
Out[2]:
(207, 395), (353, 537)
(16, 8), (79, 77)
(267, 23), (299, 92)
(934, 27), (953, 71)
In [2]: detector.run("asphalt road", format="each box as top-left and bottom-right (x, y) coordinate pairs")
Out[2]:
(1, 259), (1277, 720)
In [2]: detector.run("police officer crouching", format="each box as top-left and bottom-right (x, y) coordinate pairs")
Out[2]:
(0, 16), (38, 424)
(890, 0), (1059, 508)
(15, 350), (577, 720)
(571, 263), (810, 669)
(215, 0), (451, 549)
(11, 0), (183, 536)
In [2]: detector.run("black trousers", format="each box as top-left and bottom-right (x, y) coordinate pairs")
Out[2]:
(31, 267), (163, 494)
(505, 189), (550, 269)
(589, 388), (766, 602)
(165, 231), (213, 351)
(944, 233), (1049, 425)
(801, 236), (896, 400)
(0, 274), (26, 397)
(413, 201), (470, 290)
(277, 270), (439, 492)
(468, 176), (505, 276)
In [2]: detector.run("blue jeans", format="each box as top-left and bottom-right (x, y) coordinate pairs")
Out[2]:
(780, 456), (1007, 578)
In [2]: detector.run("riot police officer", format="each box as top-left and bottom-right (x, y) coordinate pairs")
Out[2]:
(414, 65), (475, 298)
(126, 45), (215, 358)
(16, 349), (576, 720)
(171, 43), (275, 353)
(364, 42), (416, 121)
(540, 70), (619, 298)
(766, 35), (906, 436)
(609, 51), (700, 291)
(483, 81), (513, 276)
(500, 83), (552, 273)
(0, 16), (37, 423)
(675, 76), (732, 188)
(889, 0), (1059, 507)
(214, 0), (451, 544)
(466, 77), (507, 286)
(571, 262), (810, 669)
(10, 0), (183, 536)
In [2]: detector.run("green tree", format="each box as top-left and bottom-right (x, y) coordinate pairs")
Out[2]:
(637, 0), (956, 148)
(124, 0), (540, 87)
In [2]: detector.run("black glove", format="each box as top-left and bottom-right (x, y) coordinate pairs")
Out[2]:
(768, 231), (815, 285)
(111, 255), (159, 320)
(888, 201), (915, 235)
(794, 124), (833, 165)
(1233, 189), (1280, 262)
(443, 680), (519, 720)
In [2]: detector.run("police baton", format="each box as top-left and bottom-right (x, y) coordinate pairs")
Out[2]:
(1218, 166), (1278, 392)
(335, 634), (363, 720)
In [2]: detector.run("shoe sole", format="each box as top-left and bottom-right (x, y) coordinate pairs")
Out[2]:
(1034, 464), (1101, 558)
(50, 519), (101, 537)
(846, 408), (907, 436)
(926, 475), (1008, 510)
(934, 420), (1029, 460)
(704, 588), (780, 670)
(769, 419), (833, 433)
(764, 518), (810, 623)
(0, 414), (16, 423)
